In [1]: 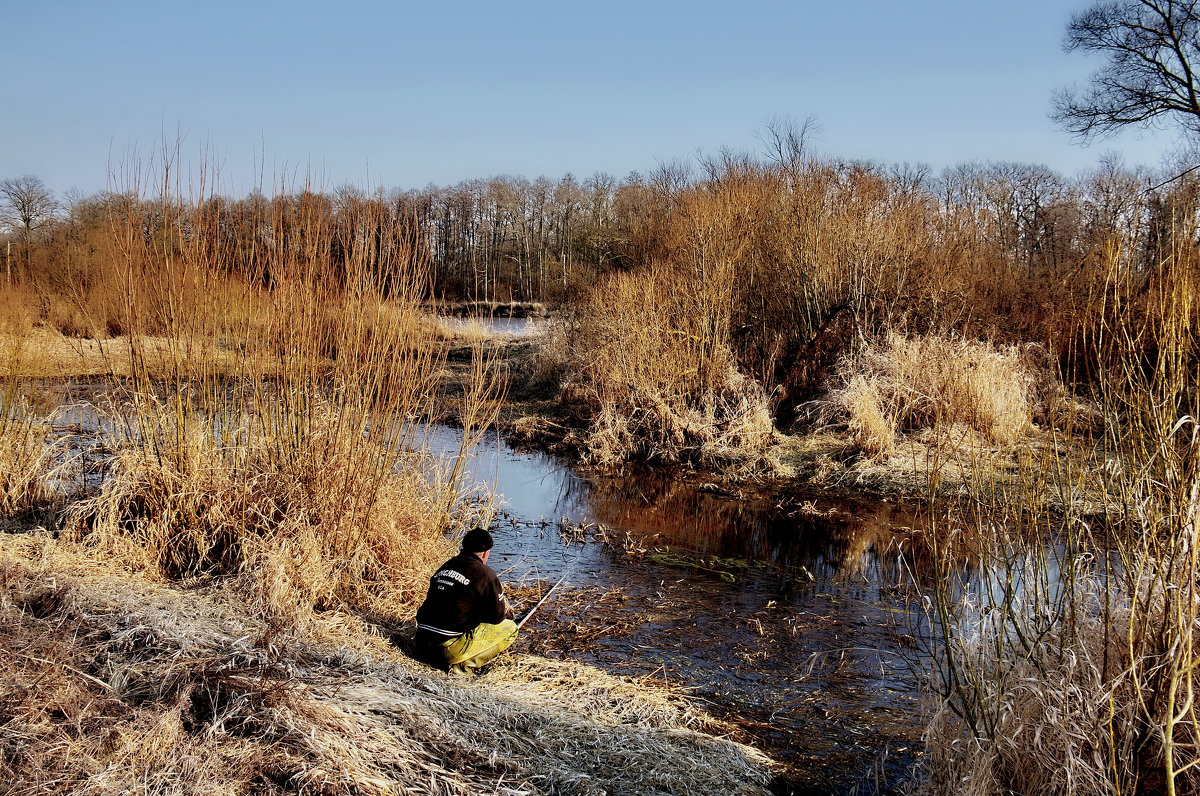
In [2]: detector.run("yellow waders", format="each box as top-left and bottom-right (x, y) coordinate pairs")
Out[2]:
(438, 619), (519, 673)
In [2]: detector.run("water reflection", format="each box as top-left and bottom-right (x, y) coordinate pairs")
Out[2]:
(421, 426), (936, 582)
(423, 426), (932, 793)
(436, 315), (545, 338)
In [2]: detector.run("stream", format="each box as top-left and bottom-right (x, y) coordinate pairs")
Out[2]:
(421, 423), (934, 795)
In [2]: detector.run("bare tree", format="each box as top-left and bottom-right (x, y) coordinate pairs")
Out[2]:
(756, 114), (822, 176)
(1, 175), (56, 238)
(0, 175), (56, 280)
(1054, 0), (1200, 139)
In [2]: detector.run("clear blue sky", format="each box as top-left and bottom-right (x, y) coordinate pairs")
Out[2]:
(0, 0), (1188, 197)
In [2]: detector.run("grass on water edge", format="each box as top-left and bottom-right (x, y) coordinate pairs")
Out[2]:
(910, 240), (1200, 795)
(0, 532), (774, 796)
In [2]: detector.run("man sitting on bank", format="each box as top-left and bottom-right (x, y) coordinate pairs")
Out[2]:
(415, 528), (519, 674)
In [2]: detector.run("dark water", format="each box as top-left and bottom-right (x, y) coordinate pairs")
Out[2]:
(419, 425), (933, 794)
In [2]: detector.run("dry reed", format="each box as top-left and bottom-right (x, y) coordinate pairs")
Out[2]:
(0, 405), (61, 520)
(41, 165), (502, 629)
(916, 231), (1200, 794)
(551, 265), (774, 469)
(62, 400), (456, 627)
(828, 332), (1036, 460)
(0, 534), (773, 796)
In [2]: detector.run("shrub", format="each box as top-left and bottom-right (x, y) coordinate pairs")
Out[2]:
(552, 265), (775, 469)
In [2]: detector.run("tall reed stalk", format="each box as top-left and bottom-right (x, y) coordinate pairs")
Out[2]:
(60, 160), (501, 625)
(918, 227), (1200, 795)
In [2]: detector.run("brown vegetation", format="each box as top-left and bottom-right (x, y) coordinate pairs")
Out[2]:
(916, 230), (1200, 794)
(0, 163), (780, 794)
(61, 402), (456, 629)
(826, 333), (1035, 460)
(550, 264), (774, 469)
(0, 534), (773, 795)
(5, 127), (1200, 791)
(10, 169), (500, 630)
(532, 145), (1200, 484)
(504, 140), (1200, 790)
(0, 403), (64, 521)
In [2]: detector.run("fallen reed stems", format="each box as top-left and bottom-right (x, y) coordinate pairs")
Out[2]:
(0, 533), (774, 795)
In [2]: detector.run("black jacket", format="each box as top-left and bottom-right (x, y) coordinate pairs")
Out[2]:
(415, 551), (506, 637)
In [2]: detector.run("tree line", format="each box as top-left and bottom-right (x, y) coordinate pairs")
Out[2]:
(0, 155), (1192, 304)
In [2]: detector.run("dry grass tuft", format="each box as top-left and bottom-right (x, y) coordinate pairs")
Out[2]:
(0, 535), (773, 796)
(835, 374), (897, 459)
(827, 332), (1035, 459)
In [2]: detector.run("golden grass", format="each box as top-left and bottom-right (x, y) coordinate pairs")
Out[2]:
(828, 332), (1036, 459)
(0, 282), (37, 336)
(2, 168), (503, 625)
(0, 403), (61, 519)
(0, 168), (775, 795)
(0, 533), (774, 796)
(552, 265), (775, 469)
(61, 400), (457, 628)
(0, 329), (261, 378)
(836, 374), (897, 459)
(431, 315), (494, 345)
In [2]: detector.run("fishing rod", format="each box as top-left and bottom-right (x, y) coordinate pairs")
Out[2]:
(517, 568), (573, 629)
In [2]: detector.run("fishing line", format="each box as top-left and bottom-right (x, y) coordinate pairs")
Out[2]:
(517, 551), (582, 629)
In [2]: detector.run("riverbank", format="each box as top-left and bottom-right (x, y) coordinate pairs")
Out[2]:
(3, 322), (1087, 512)
(476, 330), (1102, 512)
(0, 319), (786, 795)
(2, 319), (1105, 517)
(9, 350), (936, 793)
(0, 529), (774, 795)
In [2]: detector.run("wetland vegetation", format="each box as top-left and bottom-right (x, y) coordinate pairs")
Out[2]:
(5, 41), (1200, 794)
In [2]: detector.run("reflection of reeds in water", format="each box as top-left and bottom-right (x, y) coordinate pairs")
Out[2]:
(574, 470), (934, 583)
